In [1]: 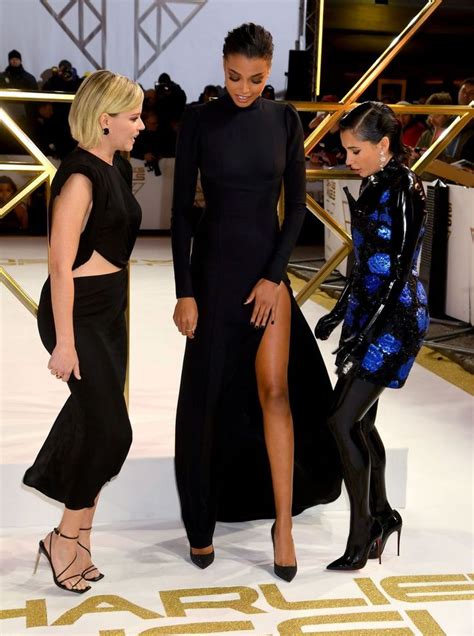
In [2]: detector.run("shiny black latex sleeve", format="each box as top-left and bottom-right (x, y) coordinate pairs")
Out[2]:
(342, 173), (426, 368)
(171, 106), (201, 298)
(262, 105), (307, 284)
(314, 276), (352, 340)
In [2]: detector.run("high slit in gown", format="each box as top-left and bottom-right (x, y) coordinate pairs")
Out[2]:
(171, 94), (342, 548)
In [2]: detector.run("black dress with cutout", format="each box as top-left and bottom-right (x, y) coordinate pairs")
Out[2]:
(23, 149), (141, 509)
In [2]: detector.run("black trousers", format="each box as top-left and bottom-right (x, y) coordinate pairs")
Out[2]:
(23, 270), (132, 510)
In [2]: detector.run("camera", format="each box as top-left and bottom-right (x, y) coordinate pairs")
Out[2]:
(154, 81), (171, 100)
(145, 157), (162, 177)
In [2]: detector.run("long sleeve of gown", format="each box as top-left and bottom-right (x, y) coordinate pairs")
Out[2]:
(171, 106), (201, 298)
(262, 105), (307, 284)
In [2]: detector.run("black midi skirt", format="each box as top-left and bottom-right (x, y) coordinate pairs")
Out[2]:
(23, 269), (132, 510)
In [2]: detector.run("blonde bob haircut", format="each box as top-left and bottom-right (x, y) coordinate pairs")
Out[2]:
(69, 70), (143, 148)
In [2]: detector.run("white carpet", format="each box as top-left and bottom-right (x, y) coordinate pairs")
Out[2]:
(1, 237), (472, 635)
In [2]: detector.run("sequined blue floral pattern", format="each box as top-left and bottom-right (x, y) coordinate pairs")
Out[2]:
(377, 225), (391, 240)
(336, 159), (429, 389)
(364, 274), (382, 294)
(377, 333), (402, 354)
(368, 253), (391, 275)
(361, 345), (385, 372)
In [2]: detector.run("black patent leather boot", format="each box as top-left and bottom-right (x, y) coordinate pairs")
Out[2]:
(369, 509), (402, 559)
(327, 519), (383, 571)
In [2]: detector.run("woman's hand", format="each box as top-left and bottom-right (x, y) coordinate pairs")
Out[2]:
(245, 278), (280, 328)
(314, 312), (341, 340)
(48, 343), (81, 383)
(173, 297), (198, 338)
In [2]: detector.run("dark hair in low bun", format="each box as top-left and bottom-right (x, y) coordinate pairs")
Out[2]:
(223, 23), (274, 61)
(339, 101), (409, 162)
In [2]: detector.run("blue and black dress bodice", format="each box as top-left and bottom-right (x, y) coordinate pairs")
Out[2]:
(336, 157), (429, 388)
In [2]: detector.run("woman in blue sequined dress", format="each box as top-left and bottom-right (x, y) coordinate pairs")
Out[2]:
(315, 102), (429, 571)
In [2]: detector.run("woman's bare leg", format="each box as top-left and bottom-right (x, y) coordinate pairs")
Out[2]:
(256, 284), (295, 566)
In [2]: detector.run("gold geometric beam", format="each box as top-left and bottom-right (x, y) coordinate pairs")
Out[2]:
(0, 107), (56, 314)
(0, 267), (38, 317)
(0, 172), (50, 220)
(295, 195), (352, 304)
(425, 159), (474, 187)
(314, 0), (325, 98)
(304, 0), (443, 155)
(293, 0), (444, 306)
(0, 90), (72, 320)
(296, 244), (352, 306)
(0, 108), (57, 170)
(0, 163), (49, 172)
(0, 89), (75, 102)
(411, 103), (474, 175)
(0, 107), (56, 213)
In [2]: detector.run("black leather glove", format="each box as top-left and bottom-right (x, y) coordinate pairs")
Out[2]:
(314, 277), (353, 340)
(314, 312), (342, 340)
(334, 334), (365, 378)
(338, 352), (360, 377)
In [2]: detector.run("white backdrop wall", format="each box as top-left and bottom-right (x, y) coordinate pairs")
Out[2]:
(0, 0), (301, 102)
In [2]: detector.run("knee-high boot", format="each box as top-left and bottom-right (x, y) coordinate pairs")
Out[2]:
(326, 376), (384, 571)
(362, 406), (402, 558)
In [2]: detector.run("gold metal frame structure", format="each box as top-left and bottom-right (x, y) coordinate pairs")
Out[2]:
(315, 0), (325, 99)
(0, 94), (59, 315)
(1, 0), (473, 319)
(288, 8), (470, 303)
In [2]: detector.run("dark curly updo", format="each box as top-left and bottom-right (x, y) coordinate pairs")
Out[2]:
(223, 23), (274, 61)
(339, 101), (409, 162)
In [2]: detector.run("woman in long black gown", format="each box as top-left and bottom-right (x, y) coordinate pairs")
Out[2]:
(172, 23), (341, 580)
(23, 70), (144, 592)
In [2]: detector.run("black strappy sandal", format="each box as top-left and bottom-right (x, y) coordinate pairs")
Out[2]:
(78, 526), (104, 582)
(34, 528), (91, 594)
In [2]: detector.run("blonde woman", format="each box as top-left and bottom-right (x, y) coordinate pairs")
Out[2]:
(23, 70), (144, 593)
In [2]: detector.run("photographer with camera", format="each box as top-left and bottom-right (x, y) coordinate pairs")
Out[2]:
(131, 111), (162, 176)
(43, 60), (82, 93)
(0, 49), (37, 91)
(42, 60), (83, 158)
(153, 72), (187, 157)
(0, 50), (38, 151)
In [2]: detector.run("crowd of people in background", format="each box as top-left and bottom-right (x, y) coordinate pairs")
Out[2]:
(0, 47), (473, 234)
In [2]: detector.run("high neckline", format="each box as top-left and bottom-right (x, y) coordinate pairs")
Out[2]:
(220, 91), (262, 112)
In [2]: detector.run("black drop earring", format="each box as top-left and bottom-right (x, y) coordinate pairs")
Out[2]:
(103, 127), (109, 135)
